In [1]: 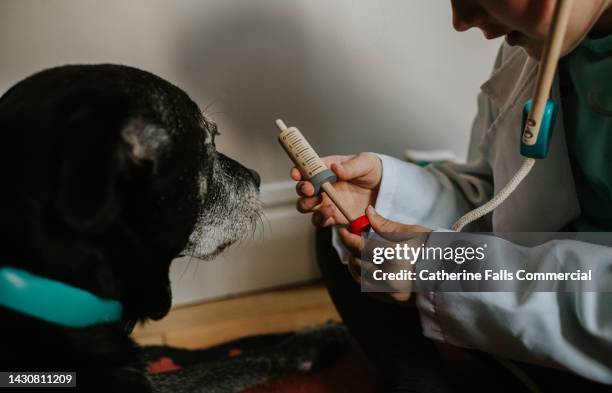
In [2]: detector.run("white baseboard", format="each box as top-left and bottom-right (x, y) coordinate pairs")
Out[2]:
(169, 180), (319, 306)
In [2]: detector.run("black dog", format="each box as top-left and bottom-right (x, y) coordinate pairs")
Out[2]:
(0, 64), (261, 392)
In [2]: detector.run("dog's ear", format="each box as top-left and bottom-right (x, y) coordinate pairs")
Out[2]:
(55, 92), (131, 233)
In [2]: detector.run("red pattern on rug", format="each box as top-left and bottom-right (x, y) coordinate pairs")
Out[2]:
(241, 343), (381, 393)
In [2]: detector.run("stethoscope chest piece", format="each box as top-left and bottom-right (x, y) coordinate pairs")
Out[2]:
(520, 98), (558, 159)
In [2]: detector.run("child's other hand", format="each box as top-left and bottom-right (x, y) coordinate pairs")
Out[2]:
(339, 206), (432, 303)
(291, 152), (382, 227)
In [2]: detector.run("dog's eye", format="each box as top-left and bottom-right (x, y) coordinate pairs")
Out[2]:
(202, 120), (220, 145)
(209, 123), (220, 145)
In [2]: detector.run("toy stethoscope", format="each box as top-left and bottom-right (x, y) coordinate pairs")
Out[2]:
(452, 0), (574, 231)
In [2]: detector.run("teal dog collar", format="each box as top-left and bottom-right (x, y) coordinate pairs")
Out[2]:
(0, 266), (124, 329)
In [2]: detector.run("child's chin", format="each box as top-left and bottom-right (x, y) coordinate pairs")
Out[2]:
(506, 35), (541, 59)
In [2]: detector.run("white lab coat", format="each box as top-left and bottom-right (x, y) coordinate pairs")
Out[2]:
(332, 42), (612, 383)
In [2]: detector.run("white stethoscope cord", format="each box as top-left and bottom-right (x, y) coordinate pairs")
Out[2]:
(452, 158), (536, 231)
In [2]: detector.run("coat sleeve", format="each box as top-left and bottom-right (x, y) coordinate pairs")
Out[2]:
(416, 235), (612, 384)
(333, 125), (612, 384)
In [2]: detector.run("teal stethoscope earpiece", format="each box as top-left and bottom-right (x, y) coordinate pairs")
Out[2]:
(0, 266), (129, 332)
(520, 98), (558, 159)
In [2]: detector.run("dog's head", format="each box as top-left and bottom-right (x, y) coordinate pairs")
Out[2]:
(0, 64), (261, 323)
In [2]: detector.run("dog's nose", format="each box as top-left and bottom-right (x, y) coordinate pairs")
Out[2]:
(249, 169), (261, 188)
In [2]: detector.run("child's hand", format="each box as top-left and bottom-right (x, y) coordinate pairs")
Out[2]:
(291, 152), (382, 227)
(339, 206), (432, 303)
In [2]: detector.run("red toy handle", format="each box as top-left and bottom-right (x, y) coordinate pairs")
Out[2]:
(348, 215), (371, 235)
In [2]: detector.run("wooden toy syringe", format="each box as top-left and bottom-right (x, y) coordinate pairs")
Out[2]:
(275, 119), (371, 235)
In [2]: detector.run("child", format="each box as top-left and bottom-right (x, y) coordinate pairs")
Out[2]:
(292, 0), (612, 391)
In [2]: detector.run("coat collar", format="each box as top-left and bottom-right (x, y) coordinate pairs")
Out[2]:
(480, 44), (540, 113)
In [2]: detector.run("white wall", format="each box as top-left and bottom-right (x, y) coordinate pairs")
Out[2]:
(0, 0), (501, 304)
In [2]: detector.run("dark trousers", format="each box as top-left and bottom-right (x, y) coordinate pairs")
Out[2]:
(315, 228), (609, 393)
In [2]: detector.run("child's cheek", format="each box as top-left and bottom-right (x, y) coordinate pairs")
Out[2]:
(524, 0), (556, 38)
(483, 0), (553, 39)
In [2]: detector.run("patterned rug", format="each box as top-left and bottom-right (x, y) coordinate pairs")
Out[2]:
(144, 322), (380, 393)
